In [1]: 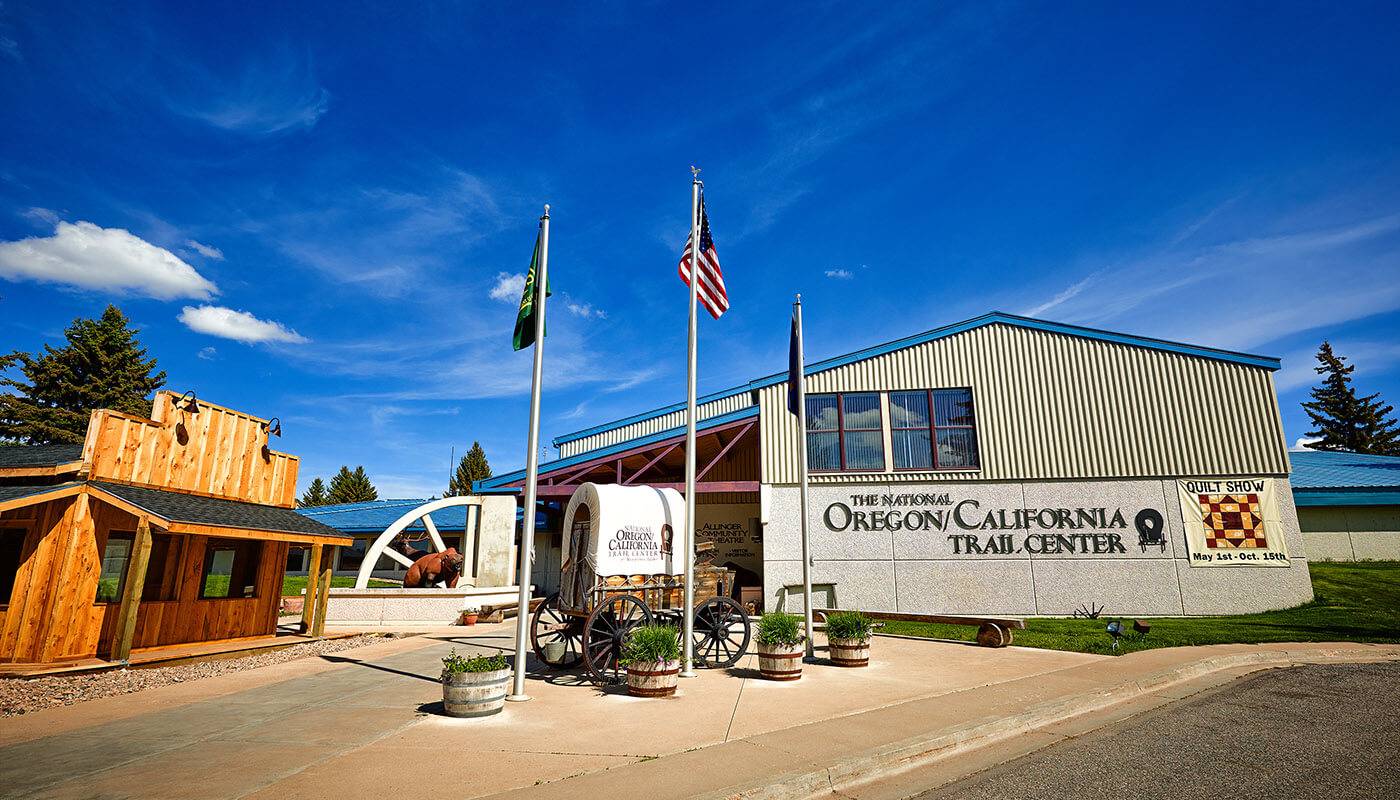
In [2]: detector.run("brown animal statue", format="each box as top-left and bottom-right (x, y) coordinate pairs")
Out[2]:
(404, 547), (466, 588)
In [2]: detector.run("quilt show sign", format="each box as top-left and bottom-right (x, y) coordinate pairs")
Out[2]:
(1176, 478), (1290, 567)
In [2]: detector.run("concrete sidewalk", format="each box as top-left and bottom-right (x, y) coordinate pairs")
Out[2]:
(1, 622), (1395, 800)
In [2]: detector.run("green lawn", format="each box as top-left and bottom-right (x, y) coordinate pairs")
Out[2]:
(281, 574), (399, 595)
(877, 561), (1400, 656)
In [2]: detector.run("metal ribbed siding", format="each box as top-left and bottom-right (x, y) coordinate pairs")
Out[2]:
(558, 393), (754, 457)
(761, 323), (1290, 484)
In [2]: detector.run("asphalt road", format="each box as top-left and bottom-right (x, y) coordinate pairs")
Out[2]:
(921, 662), (1400, 800)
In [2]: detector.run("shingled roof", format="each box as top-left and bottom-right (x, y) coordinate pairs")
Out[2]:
(0, 444), (84, 469)
(90, 481), (351, 539)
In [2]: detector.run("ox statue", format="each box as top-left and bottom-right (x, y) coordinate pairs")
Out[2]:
(404, 547), (466, 588)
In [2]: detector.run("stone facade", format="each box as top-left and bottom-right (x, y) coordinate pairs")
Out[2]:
(762, 478), (1314, 617)
(1298, 506), (1400, 561)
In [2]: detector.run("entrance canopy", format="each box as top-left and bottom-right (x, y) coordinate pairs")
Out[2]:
(477, 408), (759, 498)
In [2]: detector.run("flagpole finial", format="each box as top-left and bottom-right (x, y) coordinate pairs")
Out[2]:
(542, 204), (550, 219)
(691, 165), (701, 181)
(796, 293), (802, 304)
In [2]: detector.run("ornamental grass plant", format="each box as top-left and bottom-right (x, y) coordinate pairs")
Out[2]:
(756, 612), (805, 648)
(825, 610), (874, 642)
(621, 624), (681, 666)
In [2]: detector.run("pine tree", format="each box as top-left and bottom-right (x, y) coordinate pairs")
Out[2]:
(327, 465), (379, 503)
(0, 305), (166, 444)
(1301, 341), (1400, 455)
(299, 477), (330, 507)
(445, 441), (493, 496)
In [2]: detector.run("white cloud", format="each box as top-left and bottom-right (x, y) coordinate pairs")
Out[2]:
(178, 305), (308, 344)
(566, 300), (607, 319)
(0, 221), (218, 300)
(1291, 436), (1322, 452)
(186, 239), (224, 260)
(490, 272), (524, 303)
(1023, 276), (1092, 317)
(825, 268), (853, 280)
(197, 346), (217, 360)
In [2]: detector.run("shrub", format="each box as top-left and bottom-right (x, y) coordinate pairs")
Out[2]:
(756, 612), (804, 648)
(621, 624), (681, 666)
(825, 610), (874, 642)
(442, 649), (508, 674)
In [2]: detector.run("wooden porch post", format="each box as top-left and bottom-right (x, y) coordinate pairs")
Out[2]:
(300, 544), (322, 634)
(111, 517), (154, 661)
(311, 545), (332, 637)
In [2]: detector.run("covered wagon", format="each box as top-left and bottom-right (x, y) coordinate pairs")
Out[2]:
(529, 483), (750, 683)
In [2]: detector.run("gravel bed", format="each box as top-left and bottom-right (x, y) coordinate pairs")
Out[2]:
(1, 634), (402, 717)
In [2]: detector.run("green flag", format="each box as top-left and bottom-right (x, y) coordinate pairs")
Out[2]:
(512, 226), (551, 351)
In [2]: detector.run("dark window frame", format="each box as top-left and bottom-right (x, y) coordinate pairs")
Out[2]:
(0, 526), (29, 608)
(891, 388), (981, 472)
(807, 391), (887, 473)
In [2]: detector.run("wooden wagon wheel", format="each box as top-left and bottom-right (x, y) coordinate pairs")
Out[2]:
(692, 597), (750, 668)
(530, 593), (583, 668)
(583, 594), (652, 685)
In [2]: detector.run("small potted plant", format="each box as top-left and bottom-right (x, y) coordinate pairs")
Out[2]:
(440, 649), (511, 717)
(755, 612), (805, 681)
(824, 610), (873, 667)
(460, 607), (480, 626)
(621, 624), (681, 697)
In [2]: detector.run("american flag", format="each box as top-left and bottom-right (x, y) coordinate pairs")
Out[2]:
(678, 191), (729, 319)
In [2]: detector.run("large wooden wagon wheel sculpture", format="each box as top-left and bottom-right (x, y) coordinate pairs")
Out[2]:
(353, 496), (483, 589)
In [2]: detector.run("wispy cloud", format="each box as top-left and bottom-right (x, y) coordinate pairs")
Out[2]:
(0, 221), (217, 300)
(185, 239), (224, 260)
(166, 47), (329, 135)
(196, 346), (217, 360)
(565, 298), (607, 319)
(824, 268), (853, 280)
(19, 207), (58, 226)
(178, 305), (309, 344)
(1015, 207), (1400, 350)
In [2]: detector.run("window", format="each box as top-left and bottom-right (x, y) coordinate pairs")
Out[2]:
(890, 388), (980, 470)
(200, 540), (263, 599)
(806, 392), (885, 472)
(1, 528), (26, 606)
(95, 533), (134, 603)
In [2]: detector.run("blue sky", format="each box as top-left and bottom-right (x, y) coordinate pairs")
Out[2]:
(2, 2), (1399, 497)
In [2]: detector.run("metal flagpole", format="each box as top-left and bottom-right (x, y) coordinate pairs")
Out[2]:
(794, 295), (816, 659)
(681, 171), (700, 678)
(508, 204), (550, 702)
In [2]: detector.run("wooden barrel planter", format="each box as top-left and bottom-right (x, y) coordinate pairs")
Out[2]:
(441, 667), (511, 717)
(828, 637), (870, 667)
(757, 641), (804, 681)
(626, 659), (680, 697)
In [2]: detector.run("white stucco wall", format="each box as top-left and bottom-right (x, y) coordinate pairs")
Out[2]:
(763, 477), (1314, 617)
(1298, 506), (1400, 561)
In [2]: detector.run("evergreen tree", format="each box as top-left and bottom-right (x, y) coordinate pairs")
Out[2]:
(327, 465), (378, 503)
(299, 477), (330, 507)
(445, 441), (493, 496)
(1301, 341), (1400, 455)
(0, 305), (166, 444)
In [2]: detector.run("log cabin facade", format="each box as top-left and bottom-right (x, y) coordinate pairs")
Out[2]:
(0, 391), (349, 667)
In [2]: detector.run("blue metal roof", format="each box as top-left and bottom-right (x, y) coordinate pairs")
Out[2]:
(296, 498), (545, 532)
(551, 311), (1283, 448)
(296, 499), (468, 533)
(1289, 450), (1400, 507)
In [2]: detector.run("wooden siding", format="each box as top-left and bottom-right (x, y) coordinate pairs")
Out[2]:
(0, 497), (288, 663)
(761, 322), (1291, 484)
(82, 390), (299, 508)
(559, 392), (755, 457)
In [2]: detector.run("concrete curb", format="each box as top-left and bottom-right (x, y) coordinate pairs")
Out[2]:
(698, 645), (1400, 800)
